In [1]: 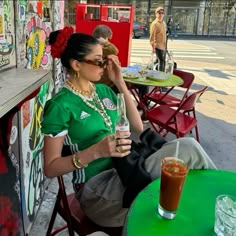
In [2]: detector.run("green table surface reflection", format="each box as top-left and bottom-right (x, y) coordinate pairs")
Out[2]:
(124, 73), (183, 87)
(124, 170), (236, 236)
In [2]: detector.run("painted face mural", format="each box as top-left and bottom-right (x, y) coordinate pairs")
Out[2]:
(26, 16), (51, 69)
(27, 27), (46, 69)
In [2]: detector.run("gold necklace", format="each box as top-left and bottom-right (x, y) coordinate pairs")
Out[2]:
(64, 81), (113, 133)
(65, 80), (94, 96)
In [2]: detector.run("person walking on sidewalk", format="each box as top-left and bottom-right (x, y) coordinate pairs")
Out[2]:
(150, 6), (167, 71)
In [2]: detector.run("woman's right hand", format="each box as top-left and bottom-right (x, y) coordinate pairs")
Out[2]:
(106, 55), (123, 84)
(93, 133), (132, 158)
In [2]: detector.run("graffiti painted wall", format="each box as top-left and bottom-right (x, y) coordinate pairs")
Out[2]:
(0, 0), (16, 70)
(52, 0), (66, 93)
(20, 82), (51, 234)
(15, 0), (52, 69)
(0, 0), (65, 234)
(12, 0), (53, 232)
(14, 1), (55, 233)
(15, 0), (66, 91)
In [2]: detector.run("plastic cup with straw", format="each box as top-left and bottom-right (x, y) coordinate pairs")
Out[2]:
(158, 140), (189, 219)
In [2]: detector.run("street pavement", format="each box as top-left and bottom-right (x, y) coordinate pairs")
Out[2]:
(131, 38), (236, 170)
(29, 38), (236, 235)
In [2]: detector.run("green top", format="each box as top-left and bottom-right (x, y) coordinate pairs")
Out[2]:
(41, 84), (117, 183)
(124, 74), (183, 87)
(125, 170), (236, 236)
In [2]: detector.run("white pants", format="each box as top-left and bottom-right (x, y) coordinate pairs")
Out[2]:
(87, 232), (110, 236)
(78, 137), (216, 227)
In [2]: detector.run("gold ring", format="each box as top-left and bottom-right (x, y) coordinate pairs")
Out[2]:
(116, 147), (121, 153)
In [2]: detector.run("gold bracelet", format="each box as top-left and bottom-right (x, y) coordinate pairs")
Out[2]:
(72, 153), (88, 169)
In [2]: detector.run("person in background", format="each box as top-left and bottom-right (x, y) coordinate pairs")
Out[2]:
(92, 24), (119, 93)
(167, 16), (173, 40)
(150, 6), (167, 71)
(41, 26), (216, 229)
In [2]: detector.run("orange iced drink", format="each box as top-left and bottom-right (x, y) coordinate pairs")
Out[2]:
(158, 157), (189, 219)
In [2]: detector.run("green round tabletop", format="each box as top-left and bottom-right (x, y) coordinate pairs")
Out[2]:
(125, 170), (236, 236)
(124, 73), (183, 87)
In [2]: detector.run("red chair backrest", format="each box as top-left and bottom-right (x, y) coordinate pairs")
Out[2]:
(55, 176), (123, 236)
(57, 176), (74, 219)
(180, 86), (208, 111)
(173, 69), (195, 89)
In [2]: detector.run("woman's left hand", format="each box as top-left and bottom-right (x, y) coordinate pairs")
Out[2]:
(106, 55), (123, 84)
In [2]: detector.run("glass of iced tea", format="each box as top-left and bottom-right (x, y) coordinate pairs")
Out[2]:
(158, 157), (189, 219)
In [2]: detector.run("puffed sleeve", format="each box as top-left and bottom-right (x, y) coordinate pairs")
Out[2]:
(41, 99), (70, 137)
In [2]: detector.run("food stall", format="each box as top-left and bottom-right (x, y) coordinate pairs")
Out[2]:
(76, 3), (134, 67)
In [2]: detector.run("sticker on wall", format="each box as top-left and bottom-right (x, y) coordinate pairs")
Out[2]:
(0, 15), (3, 38)
(19, 4), (26, 22)
(0, 2), (5, 39)
(22, 101), (31, 128)
(37, 1), (43, 18)
(10, 126), (18, 145)
(0, 0), (15, 69)
(43, 7), (50, 22)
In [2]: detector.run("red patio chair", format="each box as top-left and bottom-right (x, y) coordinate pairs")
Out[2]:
(146, 86), (208, 142)
(46, 175), (122, 236)
(147, 69), (195, 109)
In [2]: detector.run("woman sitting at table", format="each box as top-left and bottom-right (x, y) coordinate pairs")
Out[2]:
(41, 27), (216, 228)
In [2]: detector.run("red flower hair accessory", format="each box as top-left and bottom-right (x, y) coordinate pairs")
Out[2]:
(51, 26), (74, 59)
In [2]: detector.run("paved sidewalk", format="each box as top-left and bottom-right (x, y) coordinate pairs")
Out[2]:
(29, 39), (236, 235)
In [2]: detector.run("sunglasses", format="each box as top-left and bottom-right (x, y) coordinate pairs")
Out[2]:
(80, 59), (108, 68)
(157, 11), (164, 15)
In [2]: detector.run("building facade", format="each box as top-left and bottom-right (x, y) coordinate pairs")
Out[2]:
(65, 0), (236, 37)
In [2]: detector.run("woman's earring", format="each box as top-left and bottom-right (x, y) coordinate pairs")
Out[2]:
(74, 71), (80, 80)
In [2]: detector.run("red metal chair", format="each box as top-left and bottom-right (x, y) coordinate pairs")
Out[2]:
(146, 86), (208, 142)
(147, 69), (195, 109)
(46, 175), (122, 236)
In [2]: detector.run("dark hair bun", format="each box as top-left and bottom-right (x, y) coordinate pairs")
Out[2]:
(61, 33), (99, 69)
(48, 30), (60, 45)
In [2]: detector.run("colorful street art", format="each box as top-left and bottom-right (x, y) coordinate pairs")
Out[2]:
(14, 3), (53, 231)
(15, 0), (27, 67)
(53, 0), (66, 92)
(0, 0), (65, 234)
(21, 82), (50, 233)
(53, 0), (64, 29)
(26, 16), (51, 69)
(0, 0), (15, 70)
(15, 0), (52, 69)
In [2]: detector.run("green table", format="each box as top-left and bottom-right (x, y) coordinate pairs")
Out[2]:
(124, 73), (183, 115)
(124, 170), (236, 236)
(124, 73), (183, 87)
